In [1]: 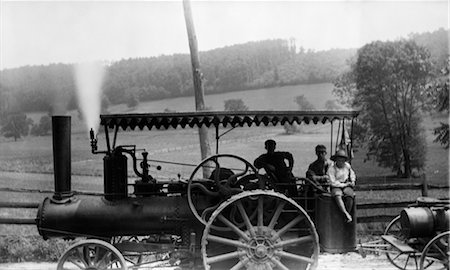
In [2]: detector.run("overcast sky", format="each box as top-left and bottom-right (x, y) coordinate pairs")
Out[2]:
(0, 0), (448, 70)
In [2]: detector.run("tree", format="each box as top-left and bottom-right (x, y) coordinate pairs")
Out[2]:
(224, 99), (249, 111)
(294, 95), (315, 110)
(334, 40), (432, 177)
(126, 92), (139, 109)
(30, 115), (51, 136)
(325, 99), (342, 111)
(1, 113), (33, 141)
(429, 60), (449, 149)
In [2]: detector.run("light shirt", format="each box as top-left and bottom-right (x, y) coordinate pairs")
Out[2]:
(327, 161), (356, 188)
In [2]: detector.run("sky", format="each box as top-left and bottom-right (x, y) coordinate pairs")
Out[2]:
(0, 0), (448, 70)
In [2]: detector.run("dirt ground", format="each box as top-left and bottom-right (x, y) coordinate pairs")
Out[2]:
(0, 252), (396, 270)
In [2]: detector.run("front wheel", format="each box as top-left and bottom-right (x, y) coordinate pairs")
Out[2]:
(57, 239), (127, 270)
(202, 190), (319, 270)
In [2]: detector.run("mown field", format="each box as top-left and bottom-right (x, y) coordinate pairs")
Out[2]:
(0, 82), (448, 262)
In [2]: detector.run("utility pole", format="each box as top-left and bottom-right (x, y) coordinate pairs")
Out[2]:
(183, 0), (211, 169)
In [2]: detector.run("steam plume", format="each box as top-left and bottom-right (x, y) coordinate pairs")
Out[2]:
(74, 61), (105, 135)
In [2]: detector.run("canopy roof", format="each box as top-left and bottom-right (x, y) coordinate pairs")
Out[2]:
(100, 110), (359, 130)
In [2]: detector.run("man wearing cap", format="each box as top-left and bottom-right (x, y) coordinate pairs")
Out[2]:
(306, 144), (332, 192)
(254, 139), (296, 196)
(327, 148), (356, 223)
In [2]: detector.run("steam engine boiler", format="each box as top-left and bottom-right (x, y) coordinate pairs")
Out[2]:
(36, 116), (204, 244)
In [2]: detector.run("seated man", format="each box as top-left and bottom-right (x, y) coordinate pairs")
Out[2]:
(327, 149), (356, 223)
(254, 139), (296, 196)
(306, 144), (332, 192)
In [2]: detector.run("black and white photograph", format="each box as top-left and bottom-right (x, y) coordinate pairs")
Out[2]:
(0, 0), (448, 269)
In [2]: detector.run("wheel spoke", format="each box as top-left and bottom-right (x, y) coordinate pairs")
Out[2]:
(403, 253), (411, 270)
(413, 253), (418, 269)
(94, 246), (108, 268)
(268, 201), (286, 229)
(66, 257), (85, 269)
(391, 251), (403, 262)
(257, 196), (264, 227)
(106, 258), (123, 270)
(229, 257), (249, 270)
(75, 247), (89, 267)
(207, 234), (249, 249)
(431, 242), (447, 258)
(237, 201), (256, 237)
(97, 250), (112, 269)
(218, 214), (251, 241)
(269, 256), (290, 270)
(273, 235), (313, 248)
(207, 250), (244, 264)
(271, 215), (304, 241)
(83, 246), (92, 266)
(275, 250), (315, 264)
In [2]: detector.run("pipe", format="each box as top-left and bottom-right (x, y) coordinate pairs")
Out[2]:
(52, 116), (73, 201)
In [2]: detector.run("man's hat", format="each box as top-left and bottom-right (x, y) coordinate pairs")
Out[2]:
(331, 149), (349, 161)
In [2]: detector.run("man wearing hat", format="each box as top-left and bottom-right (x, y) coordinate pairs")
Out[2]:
(327, 148), (356, 223)
(254, 139), (296, 196)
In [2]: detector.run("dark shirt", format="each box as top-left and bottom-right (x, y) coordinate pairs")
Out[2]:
(254, 152), (293, 183)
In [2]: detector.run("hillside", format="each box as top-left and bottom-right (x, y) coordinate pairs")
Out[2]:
(0, 28), (447, 116)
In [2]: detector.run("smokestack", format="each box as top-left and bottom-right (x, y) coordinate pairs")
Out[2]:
(52, 116), (73, 200)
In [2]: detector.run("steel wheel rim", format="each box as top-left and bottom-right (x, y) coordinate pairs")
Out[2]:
(57, 239), (127, 270)
(384, 215), (434, 270)
(202, 190), (319, 270)
(419, 231), (449, 270)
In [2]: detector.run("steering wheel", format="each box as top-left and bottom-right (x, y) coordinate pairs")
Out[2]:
(187, 154), (262, 227)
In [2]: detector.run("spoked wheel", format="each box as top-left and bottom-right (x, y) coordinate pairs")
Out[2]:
(110, 236), (175, 269)
(202, 190), (319, 270)
(384, 216), (433, 270)
(419, 231), (449, 270)
(188, 154), (262, 227)
(57, 239), (127, 270)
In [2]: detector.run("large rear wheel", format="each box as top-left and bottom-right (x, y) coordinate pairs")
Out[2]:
(202, 190), (319, 270)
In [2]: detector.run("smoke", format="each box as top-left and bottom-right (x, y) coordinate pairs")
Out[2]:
(74, 61), (105, 135)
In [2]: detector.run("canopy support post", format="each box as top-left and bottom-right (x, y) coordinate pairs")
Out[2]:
(350, 117), (355, 164)
(330, 120), (333, 154)
(104, 125), (111, 154)
(112, 125), (119, 150)
(215, 125), (237, 154)
(215, 125), (219, 154)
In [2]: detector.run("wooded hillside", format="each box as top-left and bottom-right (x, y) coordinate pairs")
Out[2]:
(0, 29), (447, 114)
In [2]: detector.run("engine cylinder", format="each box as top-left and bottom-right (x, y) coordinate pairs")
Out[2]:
(104, 152), (128, 200)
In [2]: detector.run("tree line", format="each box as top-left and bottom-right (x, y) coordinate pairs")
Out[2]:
(0, 39), (355, 114)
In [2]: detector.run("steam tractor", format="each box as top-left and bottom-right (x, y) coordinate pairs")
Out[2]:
(36, 111), (359, 270)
